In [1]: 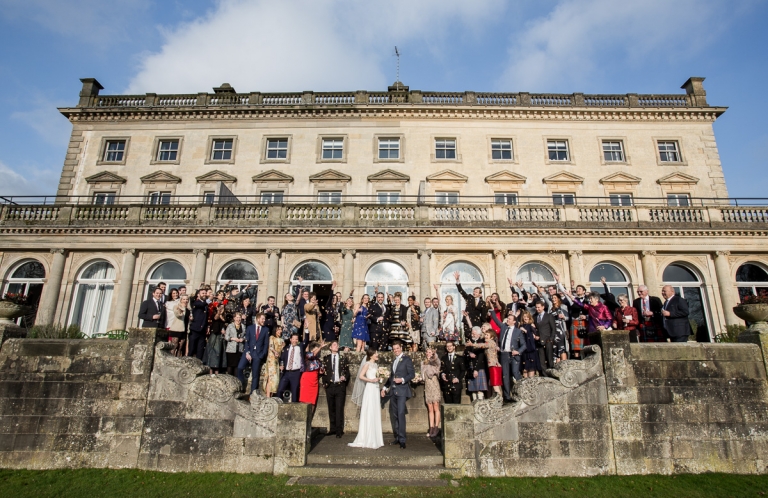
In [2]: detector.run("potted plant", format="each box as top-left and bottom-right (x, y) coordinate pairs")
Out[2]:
(733, 294), (768, 333)
(0, 293), (33, 325)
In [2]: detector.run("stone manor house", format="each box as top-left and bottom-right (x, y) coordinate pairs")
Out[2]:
(1, 77), (767, 339)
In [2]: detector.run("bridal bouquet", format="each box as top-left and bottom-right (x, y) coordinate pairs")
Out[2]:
(377, 366), (390, 384)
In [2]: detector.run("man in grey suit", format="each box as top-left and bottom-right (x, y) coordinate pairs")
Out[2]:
(661, 285), (692, 342)
(421, 297), (439, 345)
(489, 309), (527, 403)
(381, 341), (415, 449)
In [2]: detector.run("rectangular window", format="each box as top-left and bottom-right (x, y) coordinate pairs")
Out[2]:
(378, 138), (400, 159)
(202, 191), (216, 205)
(435, 192), (459, 205)
(318, 191), (342, 204)
(211, 139), (234, 161)
(435, 139), (456, 159)
(103, 140), (126, 162)
(157, 139), (179, 162)
(266, 138), (288, 159)
(322, 138), (344, 159)
(494, 193), (518, 205)
(658, 141), (681, 162)
(377, 192), (401, 204)
(260, 191), (284, 204)
(491, 139), (513, 160)
(667, 193), (690, 207)
(552, 193), (576, 205)
(609, 193), (633, 206)
(148, 191), (172, 205)
(547, 140), (569, 161)
(93, 192), (116, 205)
(602, 141), (625, 162)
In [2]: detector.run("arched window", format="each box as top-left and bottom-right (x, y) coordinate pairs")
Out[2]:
(589, 263), (631, 300)
(439, 261), (484, 314)
(4, 260), (45, 326)
(662, 263), (711, 342)
(218, 260), (259, 300)
(365, 261), (409, 298)
(515, 262), (556, 294)
(736, 263), (768, 303)
(69, 261), (116, 336)
(291, 260), (334, 305)
(144, 260), (186, 300)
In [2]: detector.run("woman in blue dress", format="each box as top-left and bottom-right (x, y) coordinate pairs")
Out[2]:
(352, 293), (371, 352)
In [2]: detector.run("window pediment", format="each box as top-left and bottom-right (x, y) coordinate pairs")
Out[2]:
(367, 169), (410, 183)
(85, 171), (127, 184)
(196, 170), (237, 183)
(485, 170), (527, 189)
(656, 172), (699, 185)
(140, 171), (182, 184)
(309, 169), (352, 183)
(426, 169), (468, 183)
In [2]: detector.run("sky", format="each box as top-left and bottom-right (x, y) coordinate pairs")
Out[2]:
(0, 0), (766, 198)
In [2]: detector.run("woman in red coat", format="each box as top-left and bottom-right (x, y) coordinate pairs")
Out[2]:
(612, 294), (640, 342)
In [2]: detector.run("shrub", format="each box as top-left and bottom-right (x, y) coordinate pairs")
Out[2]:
(714, 324), (745, 343)
(27, 324), (85, 339)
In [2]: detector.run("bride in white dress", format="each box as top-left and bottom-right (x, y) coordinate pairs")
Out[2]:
(348, 349), (384, 449)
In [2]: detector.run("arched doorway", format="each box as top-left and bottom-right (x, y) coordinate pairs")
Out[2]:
(440, 261), (484, 315)
(218, 260), (259, 301)
(68, 261), (116, 336)
(662, 263), (712, 342)
(515, 262), (556, 294)
(365, 261), (409, 298)
(589, 262), (631, 299)
(735, 263), (768, 302)
(4, 260), (45, 326)
(291, 260), (334, 306)
(144, 260), (186, 301)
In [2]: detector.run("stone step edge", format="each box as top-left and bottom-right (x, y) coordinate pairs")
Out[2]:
(287, 464), (460, 479)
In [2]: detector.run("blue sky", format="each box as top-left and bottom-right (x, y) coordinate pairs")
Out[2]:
(0, 0), (766, 198)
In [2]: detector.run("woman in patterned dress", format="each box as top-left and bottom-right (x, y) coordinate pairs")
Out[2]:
(338, 295), (356, 351)
(568, 284), (589, 359)
(421, 346), (442, 438)
(261, 325), (285, 397)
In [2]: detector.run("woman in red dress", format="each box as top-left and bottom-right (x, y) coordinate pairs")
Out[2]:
(612, 294), (640, 342)
(299, 341), (324, 421)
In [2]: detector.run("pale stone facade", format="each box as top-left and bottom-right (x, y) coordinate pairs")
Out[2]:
(1, 77), (767, 339)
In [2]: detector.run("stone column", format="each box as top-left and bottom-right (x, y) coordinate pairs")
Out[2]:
(714, 250), (739, 326)
(493, 250), (509, 301)
(567, 250), (584, 287)
(640, 250), (659, 295)
(418, 249), (432, 300)
(36, 249), (67, 325)
(111, 249), (137, 330)
(192, 249), (208, 287)
(266, 249), (281, 299)
(341, 249), (355, 297)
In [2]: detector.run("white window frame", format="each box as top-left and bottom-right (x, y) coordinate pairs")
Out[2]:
(156, 139), (180, 162)
(602, 141), (625, 162)
(148, 191), (172, 205)
(491, 139), (513, 161)
(378, 138), (400, 160)
(93, 192), (116, 205)
(266, 138), (289, 160)
(552, 193), (576, 205)
(667, 193), (691, 207)
(609, 193), (633, 206)
(321, 138), (344, 160)
(202, 191), (216, 205)
(494, 192), (518, 205)
(260, 191), (285, 204)
(658, 140), (681, 163)
(435, 192), (459, 205)
(547, 140), (570, 162)
(435, 139), (457, 160)
(318, 191), (342, 204)
(102, 139), (127, 163)
(377, 192), (401, 204)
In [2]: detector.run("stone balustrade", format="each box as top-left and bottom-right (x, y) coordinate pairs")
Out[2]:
(1, 202), (767, 229)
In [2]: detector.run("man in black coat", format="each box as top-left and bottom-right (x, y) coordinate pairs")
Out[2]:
(454, 271), (489, 341)
(533, 300), (556, 370)
(368, 292), (389, 351)
(633, 285), (664, 342)
(661, 285), (692, 342)
(277, 333), (306, 402)
(440, 341), (465, 404)
(321, 340), (350, 438)
(188, 291), (209, 359)
(138, 287), (166, 329)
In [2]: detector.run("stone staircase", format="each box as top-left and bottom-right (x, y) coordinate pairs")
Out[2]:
(287, 433), (459, 485)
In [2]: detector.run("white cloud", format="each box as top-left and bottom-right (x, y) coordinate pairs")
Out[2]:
(497, 0), (739, 91)
(11, 100), (71, 146)
(0, 160), (59, 197)
(126, 0), (504, 94)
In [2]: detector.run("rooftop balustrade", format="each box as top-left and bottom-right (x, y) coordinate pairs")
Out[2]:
(1, 196), (766, 230)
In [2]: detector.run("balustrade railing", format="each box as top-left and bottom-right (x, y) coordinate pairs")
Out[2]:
(368, 93), (390, 104)
(284, 206), (342, 220)
(506, 207), (561, 222)
(359, 206), (415, 221)
(584, 95), (627, 107)
(579, 207), (633, 223)
(96, 96), (146, 107)
(648, 207), (704, 223)
(143, 206), (197, 222)
(315, 94), (355, 104)
(214, 205), (269, 221)
(637, 95), (689, 107)
(261, 94), (303, 105)
(476, 94), (517, 105)
(720, 208), (768, 223)
(434, 206), (489, 221)
(156, 95), (198, 106)
(73, 205), (129, 221)
(3, 205), (60, 222)
(422, 93), (464, 104)
(530, 94), (572, 106)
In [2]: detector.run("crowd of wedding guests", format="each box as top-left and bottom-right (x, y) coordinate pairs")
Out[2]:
(137, 271), (691, 437)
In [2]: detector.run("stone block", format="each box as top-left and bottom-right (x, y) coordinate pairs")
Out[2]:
(445, 420), (473, 440)
(243, 437), (273, 456)
(445, 439), (475, 459)
(14, 433), (52, 451)
(0, 433), (14, 451)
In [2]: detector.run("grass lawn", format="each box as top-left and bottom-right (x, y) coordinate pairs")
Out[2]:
(0, 469), (766, 497)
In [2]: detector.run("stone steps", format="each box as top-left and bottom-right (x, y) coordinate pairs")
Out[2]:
(307, 451), (444, 467)
(287, 464), (460, 480)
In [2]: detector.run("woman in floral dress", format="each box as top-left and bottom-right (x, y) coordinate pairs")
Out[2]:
(261, 325), (285, 397)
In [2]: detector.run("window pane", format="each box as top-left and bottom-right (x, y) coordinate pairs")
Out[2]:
(93, 193), (115, 205)
(150, 261), (187, 280)
(495, 193), (517, 205)
(11, 261), (46, 279)
(203, 192), (215, 204)
(662, 264), (699, 282)
(609, 194), (633, 206)
(491, 140), (512, 160)
(441, 262), (483, 283)
(736, 264), (768, 283)
(261, 192), (284, 204)
(80, 261), (116, 280)
(365, 262), (408, 282)
(547, 140), (568, 161)
(667, 194), (690, 207)
(589, 263), (627, 282)
(658, 141), (680, 162)
(602, 141), (624, 162)
(158, 140), (179, 161)
(221, 261), (259, 281)
(104, 140), (125, 161)
(211, 139), (233, 160)
(293, 261), (333, 281)
(553, 194), (575, 205)
(515, 263), (555, 284)
(436, 192), (459, 204)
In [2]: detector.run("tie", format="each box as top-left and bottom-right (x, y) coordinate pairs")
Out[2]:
(501, 329), (509, 351)
(287, 346), (295, 369)
(449, 354), (454, 363)
(255, 327), (260, 340)
(332, 355), (338, 382)
(393, 355), (400, 374)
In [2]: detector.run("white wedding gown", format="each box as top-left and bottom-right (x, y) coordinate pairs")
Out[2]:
(348, 362), (384, 449)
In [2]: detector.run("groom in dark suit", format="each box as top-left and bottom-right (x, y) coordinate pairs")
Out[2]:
(381, 341), (414, 449)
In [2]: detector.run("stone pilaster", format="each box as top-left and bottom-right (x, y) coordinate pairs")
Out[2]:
(192, 249), (208, 287)
(341, 249), (355, 297)
(111, 249), (137, 331)
(35, 249), (68, 325)
(493, 250), (509, 302)
(418, 249), (432, 301)
(640, 250), (659, 295)
(713, 250), (739, 327)
(567, 250), (583, 286)
(266, 249), (281, 299)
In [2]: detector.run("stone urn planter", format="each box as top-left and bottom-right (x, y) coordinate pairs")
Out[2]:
(733, 303), (768, 331)
(0, 301), (32, 325)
